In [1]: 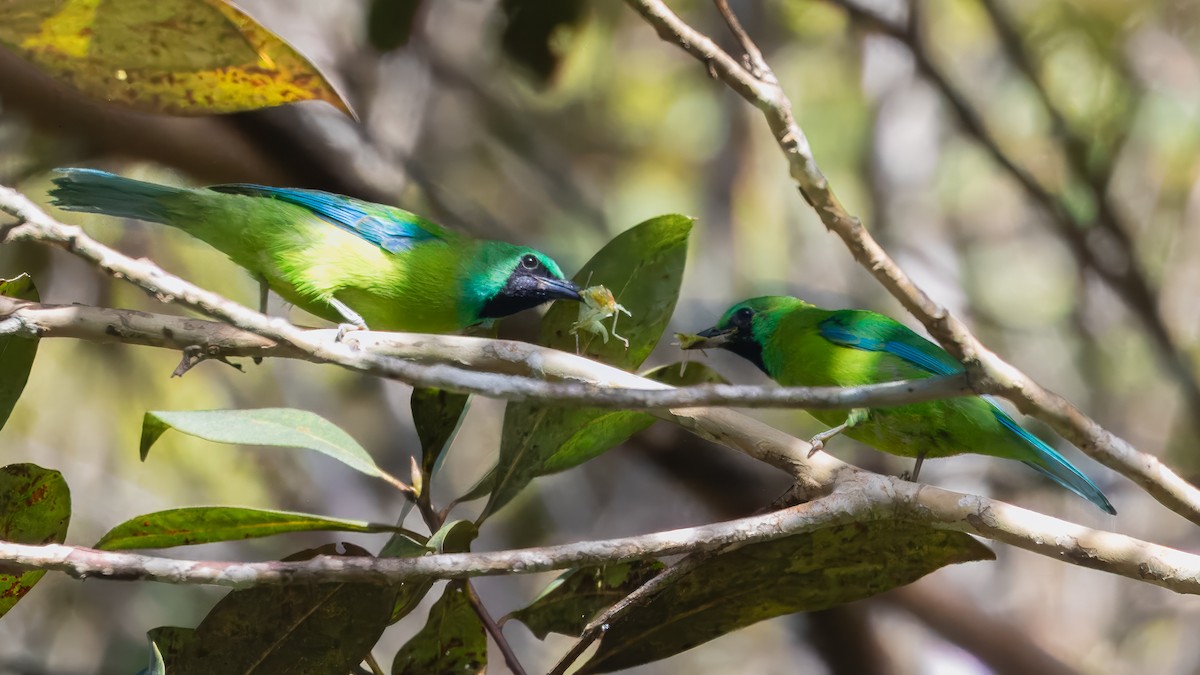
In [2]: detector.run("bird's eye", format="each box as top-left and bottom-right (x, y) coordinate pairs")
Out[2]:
(521, 254), (540, 270)
(733, 307), (754, 326)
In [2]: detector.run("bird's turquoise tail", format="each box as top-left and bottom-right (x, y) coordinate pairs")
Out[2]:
(992, 409), (1116, 514)
(49, 168), (184, 224)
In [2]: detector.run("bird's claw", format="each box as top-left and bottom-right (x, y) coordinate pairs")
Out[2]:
(806, 439), (825, 458)
(335, 322), (367, 343)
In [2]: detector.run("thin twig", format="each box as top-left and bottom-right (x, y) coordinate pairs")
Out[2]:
(465, 582), (526, 675)
(620, 0), (1200, 525)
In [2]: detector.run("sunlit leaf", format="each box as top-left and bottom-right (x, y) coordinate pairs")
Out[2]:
(481, 215), (691, 520)
(0, 463), (70, 618)
(0, 0), (353, 116)
(0, 274), (39, 433)
(579, 522), (995, 673)
(503, 560), (665, 639)
(391, 581), (486, 675)
(162, 543), (392, 674)
(140, 408), (402, 486)
(95, 506), (401, 550)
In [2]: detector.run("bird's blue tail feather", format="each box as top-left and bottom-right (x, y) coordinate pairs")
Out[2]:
(992, 409), (1116, 514)
(49, 168), (183, 225)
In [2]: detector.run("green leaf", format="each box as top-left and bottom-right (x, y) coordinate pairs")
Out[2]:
(367, 0), (423, 52)
(482, 215), (692, 520)
(163, 543), (393, 674)
(0, 0), (353, 117)
(427, 519), (478, 554)
(391, 581), (486, 675)
(503, 560), (665, 639)
(499, 0), (588, 84)
(452, 361), (721, 508)
(140, 408), (402, 485)
(380, 531), (433, 624)
(146, 626), (195, 672)
(0, 274), (40, 433)
(541, 214), (692, 369)
(95, 506), (402, 550)
(411, 388), (470, 487)
(381, 520), (477, 625)
(0, 463), (70, 618)
(578, 522), (995, 673)
(640, 361), (730, 387)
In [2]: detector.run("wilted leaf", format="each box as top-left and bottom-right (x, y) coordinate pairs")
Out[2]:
(0, 463), (70, 618)
(481, 215), (691, 520)
(164, 543), (393, 675)
(95, 506), (401, 550)
(579, 522), (995, 673)
(140, 408), (403, 486)
(0, 0), (353, 116)
(500, 0), (588, 84)
(391, 581), (486, 675)
(0, 274), (39, 433)
(504, 560), (665, 639)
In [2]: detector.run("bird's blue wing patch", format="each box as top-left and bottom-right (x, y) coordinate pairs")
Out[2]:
(818, 312), (963, 376)
(209, 184), (442, 253)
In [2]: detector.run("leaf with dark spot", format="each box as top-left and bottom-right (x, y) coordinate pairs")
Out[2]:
(503, 560), (665, 639)
(391, 581), (486, 675)
(0, 0), (354, 116)
(0, 463), (70, 618)
(578, 521), (994, 673)
(163, 543), (393, 674)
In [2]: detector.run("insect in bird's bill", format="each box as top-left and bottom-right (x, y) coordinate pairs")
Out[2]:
(48, 168), (582, 338)
(569, 284), (632, 352)
(683, 295), (1116, 514)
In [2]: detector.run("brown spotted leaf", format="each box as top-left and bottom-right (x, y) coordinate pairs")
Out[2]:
(0, 0), (353, 116)
(0, 463), (71, 618)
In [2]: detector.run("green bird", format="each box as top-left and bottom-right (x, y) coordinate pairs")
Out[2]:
(684, 296), (1115, 514)
(48, 168), (581, 334)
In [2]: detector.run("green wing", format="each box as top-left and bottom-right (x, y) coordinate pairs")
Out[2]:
(817, 310), (963, 376)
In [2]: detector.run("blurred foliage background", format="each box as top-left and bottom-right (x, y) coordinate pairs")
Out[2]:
(2, 0), (1199, 672)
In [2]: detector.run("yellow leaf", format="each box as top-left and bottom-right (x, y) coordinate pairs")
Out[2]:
(0, 0), (354, 117)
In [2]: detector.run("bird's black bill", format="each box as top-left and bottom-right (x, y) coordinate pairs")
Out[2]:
(480, 274), (582, 319)
(680, 326), (734, 350)
(539, 277), (583, 302)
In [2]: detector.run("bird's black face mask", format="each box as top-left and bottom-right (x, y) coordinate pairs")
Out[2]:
(480, 254), (582, 320)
